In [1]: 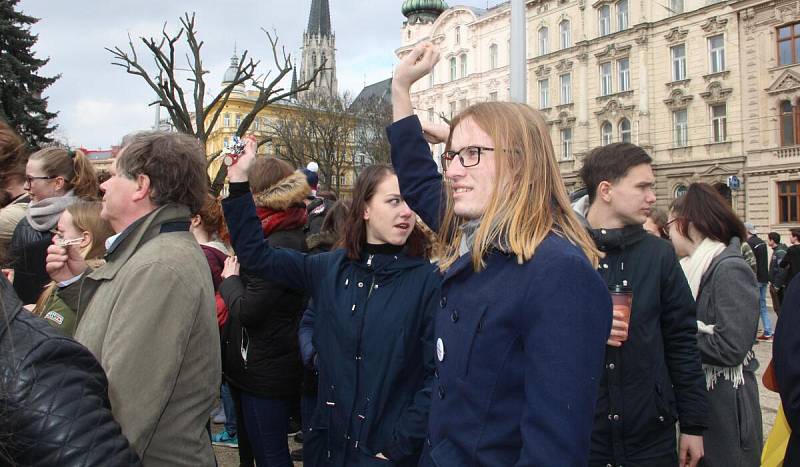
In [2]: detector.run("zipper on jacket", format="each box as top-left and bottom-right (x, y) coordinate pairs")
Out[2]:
(366, 254), (374, 268)
(346, 273), (378, 452)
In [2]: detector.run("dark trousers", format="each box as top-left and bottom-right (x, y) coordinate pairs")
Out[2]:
(301, 394), (316, 433)
(229, 386), (255, 467)
(240, 392), (293, 467)
(770, 285), (785, 315)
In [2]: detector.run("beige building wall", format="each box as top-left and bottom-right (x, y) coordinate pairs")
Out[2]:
(398, 0), (757, 216)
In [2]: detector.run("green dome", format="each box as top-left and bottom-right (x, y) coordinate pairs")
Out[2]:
(402, 0), (448, 20)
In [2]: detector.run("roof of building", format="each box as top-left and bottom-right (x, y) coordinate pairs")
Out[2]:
(402, 0), (449, 17)
(307, 0), (332, 37)
(351, 78), (392, 111)
(222, 53), (241, 84)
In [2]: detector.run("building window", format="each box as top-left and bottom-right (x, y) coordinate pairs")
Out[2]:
(460, 54), (468, 78)
(601, 121), (613, 145)
(449, 101), (456, 119)
(617, 0), (628, 31)
(489, 91), (498, 101)
(600, 62), (613, 96)
(490, 44), (498, 69)
(459, 98), (468, 110)
(455, 26), (461, 44)
(539, 27), (549, 55)
(312, 52), (317, 68)
(708, 35), (725, 73)
(450, 57), (457, 81)
(427, 108), (434, 122)
(778, 23), (800, 66)
(598, 5), (611, 36)
(254, 118), (260, 131)
(339, 174), (346, 186)
(429, 68), (434, 87)
(671, 44), (686, 81)
(539, 79), (550, 108)
(224, 113), (230, 127)
(779, 181), (800, 223)
(560, 73), (572, 104)
(561, 128), (573, 159)
(618, 58), (630, 91)
(674, 109), (688, 147)
(560, 20), (571, 49)
(670, 0), (684, 15)
(781, 99), (800, 146)
(619, 118), (632, 143)
(674, 184), (688, 198)
(235, 114), (242, 128)
(711, 104), (727, 142)
(223, 137), (230, 148)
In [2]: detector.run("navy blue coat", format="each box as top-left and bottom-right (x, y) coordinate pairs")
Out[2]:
(775, 275), (800, 466)
(389, 115), (613, 466)
(223, 190), (440, 466)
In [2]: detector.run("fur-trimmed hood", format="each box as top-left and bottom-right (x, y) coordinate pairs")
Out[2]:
(252, 172), (311, 210)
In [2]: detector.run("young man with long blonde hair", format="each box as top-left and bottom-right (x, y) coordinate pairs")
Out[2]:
(389, 41), (613, 466)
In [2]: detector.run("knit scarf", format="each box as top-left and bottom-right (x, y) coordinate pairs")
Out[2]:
(26, 191), (77, 232)
(681, 237), (752, 390)
(256, 206), (307, 238)
(458, 219), (511, 257)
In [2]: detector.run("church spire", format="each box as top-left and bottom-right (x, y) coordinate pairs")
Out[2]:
(307, 0), (331, 37)
(291, 61), (298, 93)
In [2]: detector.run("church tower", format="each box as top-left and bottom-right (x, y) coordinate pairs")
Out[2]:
(299, 0), (337, 97)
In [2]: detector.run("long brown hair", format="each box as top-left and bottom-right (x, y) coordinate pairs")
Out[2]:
(669, 183), (747, 244)
(340, 164), (429, 260)
(437, 102), (600, 271)
(28, 147), (99, 200)
(34, 201), (114, 316)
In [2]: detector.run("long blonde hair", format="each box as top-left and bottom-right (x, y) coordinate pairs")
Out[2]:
(436, 102), (600, 271)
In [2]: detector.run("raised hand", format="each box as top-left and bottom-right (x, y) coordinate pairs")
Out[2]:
(227, 135), (258, 183)
(394, 41), (440, 91)
(421, 121), (450, 145)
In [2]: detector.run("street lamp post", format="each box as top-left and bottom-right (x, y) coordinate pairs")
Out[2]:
(510, 0), (527, 103)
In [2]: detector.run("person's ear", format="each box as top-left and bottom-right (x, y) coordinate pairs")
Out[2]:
(363, 205), (370, 221)
(131, 174), (151, 202)
(597, 181), (613, 203)
(79, 231), (92, 249)
(53, 176), (66, 192)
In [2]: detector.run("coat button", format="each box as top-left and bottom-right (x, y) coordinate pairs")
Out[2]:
(438, 386), (445, 399)
(357, 282), (364, 288)
(658, 416), (665, 422)
(440, 297), (447, 308)
(608, 363), (615, 370)
(451, 310), (459, 322)
(613, 414), (620, 421)
(426, 437), (432, 447)
(602, 263), (609, 269)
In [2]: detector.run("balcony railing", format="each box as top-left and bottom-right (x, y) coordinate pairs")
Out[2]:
(777, 145), (800, 158)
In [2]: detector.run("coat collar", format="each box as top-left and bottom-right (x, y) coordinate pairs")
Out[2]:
(589, 224), (648, 253)
(88, 203), (191, 282)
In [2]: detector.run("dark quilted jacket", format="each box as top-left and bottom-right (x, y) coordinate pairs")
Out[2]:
(0, 276), (141, 466)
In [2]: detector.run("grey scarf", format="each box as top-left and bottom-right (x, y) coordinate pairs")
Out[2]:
(26, 191), (77, 232)
(459, 219), (511, 256)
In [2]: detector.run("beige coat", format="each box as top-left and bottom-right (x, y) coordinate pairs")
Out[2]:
(68, 204), (220, 466)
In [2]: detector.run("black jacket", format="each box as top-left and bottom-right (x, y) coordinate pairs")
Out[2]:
(220, 227), (307, 399)
(9, 217), (53, 304)
(587, 225), (708, 466)
(775, 274), (800, 466)
(0, 276), (140, 466)
(747, 234), (770, 284)
(771, 243), (789, 288)
(781, 244), (800, 287)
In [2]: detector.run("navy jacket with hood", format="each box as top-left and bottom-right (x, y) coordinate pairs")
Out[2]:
(389, 115), (613, 467)
(223, 185), (440, 466)
(572, 198), (709, 466)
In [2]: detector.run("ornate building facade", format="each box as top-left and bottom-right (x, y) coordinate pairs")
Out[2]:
(398, 0), (800, 237)
(299, 0), (338, 97)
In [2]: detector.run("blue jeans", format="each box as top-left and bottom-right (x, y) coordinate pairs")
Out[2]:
(240, 393), (292, 467)
(759, 282), (773, 336)
(220, 382), (237, 434)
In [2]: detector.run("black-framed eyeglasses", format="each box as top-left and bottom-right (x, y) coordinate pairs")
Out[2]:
(24, 175), (58, 185)
(440, 146), (494, 172)
(663, 217), (680, 240)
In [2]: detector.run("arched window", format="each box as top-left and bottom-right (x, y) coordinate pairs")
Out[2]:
(560, 20), (571, 49)
(619, 118), (632, 143)
(674, 184), (688, 198)
(490, 44), (498, 69)
(601, 121), (613, 145)
(460, 53), (468, 77)
(455, 26), (461, 44)
(312, 52), (317, 69)
(600, 122), (614, 146)
(450, 57), (457, 81)
(539, 27), (549, 55)
(781, 99), (800, 146)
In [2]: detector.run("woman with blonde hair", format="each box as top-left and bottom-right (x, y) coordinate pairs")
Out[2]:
(388, 42), (612, 466)
(33, 200), (114, 336)
(9, 147), (98, 303)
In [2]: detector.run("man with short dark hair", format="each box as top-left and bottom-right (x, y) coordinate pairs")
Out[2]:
(781, 228), (800, 291)
(745, 223), (772, 340)
(45, 131), (220, 466)
(768, 231), (789, 313)
(574, 142), (708, 467)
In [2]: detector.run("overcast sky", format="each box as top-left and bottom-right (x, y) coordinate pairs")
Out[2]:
(18, 0), (500, 148)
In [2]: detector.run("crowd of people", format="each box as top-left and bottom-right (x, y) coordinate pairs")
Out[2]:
(0, 40), (797, 467)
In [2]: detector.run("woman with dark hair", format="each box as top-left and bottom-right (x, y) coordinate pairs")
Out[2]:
(218, 158), (308, 467)
(666, 182), (762, 466)
(223, 142), (439, 466)
(0, 274), (140, 466)
(644, 207), (669, 239)
(9, 147), (98, 304)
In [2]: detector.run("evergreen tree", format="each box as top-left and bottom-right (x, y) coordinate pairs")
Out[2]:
(0, 0), (58, 148)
